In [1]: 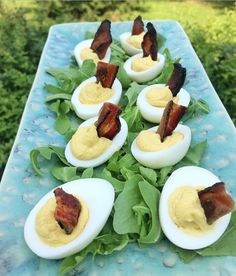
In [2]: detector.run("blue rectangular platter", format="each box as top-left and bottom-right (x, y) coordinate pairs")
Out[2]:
(1, 20), (236, 276)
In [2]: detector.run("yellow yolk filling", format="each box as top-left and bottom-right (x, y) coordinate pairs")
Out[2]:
(35, 196), (89, 246)
(80, 48), (102, 64)
(70, 125), (112, 160)
(136, 131), (183, 152)
(131, 55), (159, 72)
(127, 32), (145, 49)
(79, 82), (114, 105)
(168, 186), (214, 235)
(146, 86), (179, 107)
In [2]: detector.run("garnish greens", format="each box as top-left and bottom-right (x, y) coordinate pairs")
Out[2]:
(29, 31), (236, 275)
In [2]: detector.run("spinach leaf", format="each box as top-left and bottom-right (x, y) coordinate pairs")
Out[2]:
(51, 166), (79, 182)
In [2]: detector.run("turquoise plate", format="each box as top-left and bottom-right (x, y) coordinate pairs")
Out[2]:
(1, 21), (236, 275)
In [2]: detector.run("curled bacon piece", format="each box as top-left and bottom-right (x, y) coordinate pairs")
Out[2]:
(90, 19), (112, 59)
(132, 15), (144, 35)
(198, 182), (235, 225)
(157, 101), (186, 142)
(96, 62), (119, 88)
(54, 188), (81, 235)
(95, 102), (122, 140)
(166, 63), (186, 96)
(142, 22), (157, 61)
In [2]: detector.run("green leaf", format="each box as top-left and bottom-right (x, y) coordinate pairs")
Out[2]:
(125, 82), (146, 107)
(30, 149), (43, 176)
(170, 244), (197, 263)
(81, 167), (93, 178)
(48, 145), (71, 166)
(51, 166), (79, 182)
(100, 168), (125, 193)
(55, 114), (71, 134)
(138, 180), (161, 244)
(175, 140), (208, 168)
(45, 93), (71, 103)
(156, 166), (173, 187)
(139, 166), (157, 186)
(117, 62), (131, 89)
(113, 175), (143, 234)
(122, 106), (142, 132)
(183, 98), (210, 122)
(44, 83), (64, 94)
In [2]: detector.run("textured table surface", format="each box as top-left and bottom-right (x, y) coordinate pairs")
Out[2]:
(0, 20), (236, 276)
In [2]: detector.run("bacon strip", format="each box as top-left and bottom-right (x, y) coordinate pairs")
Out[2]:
(157, 101), (186, 142)
(166, 63), (186, 96)
(142, 22), (157, 61)
(90, 19), (112, 59)
(95, 102), (122, 140)
(132, 15), (144, 35)
(54, 188), (81, 234)
(96, 62), (119, 88)
(198, 182), (234, 225)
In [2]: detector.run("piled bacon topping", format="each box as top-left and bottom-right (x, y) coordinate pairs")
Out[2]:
(54, 188), (81, 235)
(96, 62), (119, 88)
(198, 182), (235, 225)
(132, 15), (144, 35)
(142, 22), (157, 61)
(95, 102), (122, 140)
(166, 63), (186, 96)
(157, 101), (186, 142)
(90, 19), (112, 60)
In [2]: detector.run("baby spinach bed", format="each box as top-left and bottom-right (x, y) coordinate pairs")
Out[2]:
(0, 20), (236, 276)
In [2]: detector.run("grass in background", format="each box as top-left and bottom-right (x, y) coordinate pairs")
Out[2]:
(0, 0), (235, 177)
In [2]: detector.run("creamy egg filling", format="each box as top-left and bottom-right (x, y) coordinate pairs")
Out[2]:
(131, 55), (159, 72)
(70, 125), (112, 160)
(146, 86), (179, 107)
(136, 131), (183, 152)
(80, 48), (102, 64)
(168, 186), (214, 235)
(35, 196), (89, 247)
(127, 32), (145, 49)
(79, 82), (114, 105)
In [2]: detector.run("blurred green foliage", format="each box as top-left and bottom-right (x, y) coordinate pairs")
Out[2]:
(0, 0), (235, 175)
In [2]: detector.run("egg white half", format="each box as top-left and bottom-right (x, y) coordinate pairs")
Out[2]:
(137, 84), (190, 123)
(123, 52), (165, 83)
(65, 117), (128, 168)
(24, 178), (115, 259)
(131, 124), (191, 169)
(119, 32), (143, 56)
(74, 39), (111, 67)
(71, 76), (122, 120)
(159, 166), (232, 250)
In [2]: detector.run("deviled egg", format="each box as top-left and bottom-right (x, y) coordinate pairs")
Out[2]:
(74, 20), (112, 67)
(24, 178), (115, 259)
(137, 63), (190, 123)
(123, 22), (165, 83)
(131, 101), (191, 169)
(65, 103), (128, 168)
(159, 166), (234, 250)
(120, 15), (145, 56)
(71, 62), (122, 120)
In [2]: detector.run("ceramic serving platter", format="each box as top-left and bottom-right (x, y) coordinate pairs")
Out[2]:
(0, 21), (236, 276)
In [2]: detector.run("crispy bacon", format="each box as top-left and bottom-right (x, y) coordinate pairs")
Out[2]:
(157, 101), (186, 142)
(90, 19), (112, 59)
(95, 102), (122, 140)
(54, 188), (81, 235)
(96, 62), (119, 88)
(198, 182), (235, 225)
(166, 63), (186, 96)
(132, 15), (144, 35)
(142, 22), (157, 61)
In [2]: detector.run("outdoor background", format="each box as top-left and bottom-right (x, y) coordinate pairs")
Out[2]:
(0, 0), (236, 178)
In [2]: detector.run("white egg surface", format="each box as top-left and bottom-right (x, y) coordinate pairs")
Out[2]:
(74, 39), (111, 67)
(65, 116), (128, 168)
(131, 124), (191, 169)
(159, 166), (232, 250)
(24, 178), (115, 259)
(123, 53), (165, 83)
(71, 76), (122, 120)
(119, 32), (143, 56)
(137, 84), (190, 123)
